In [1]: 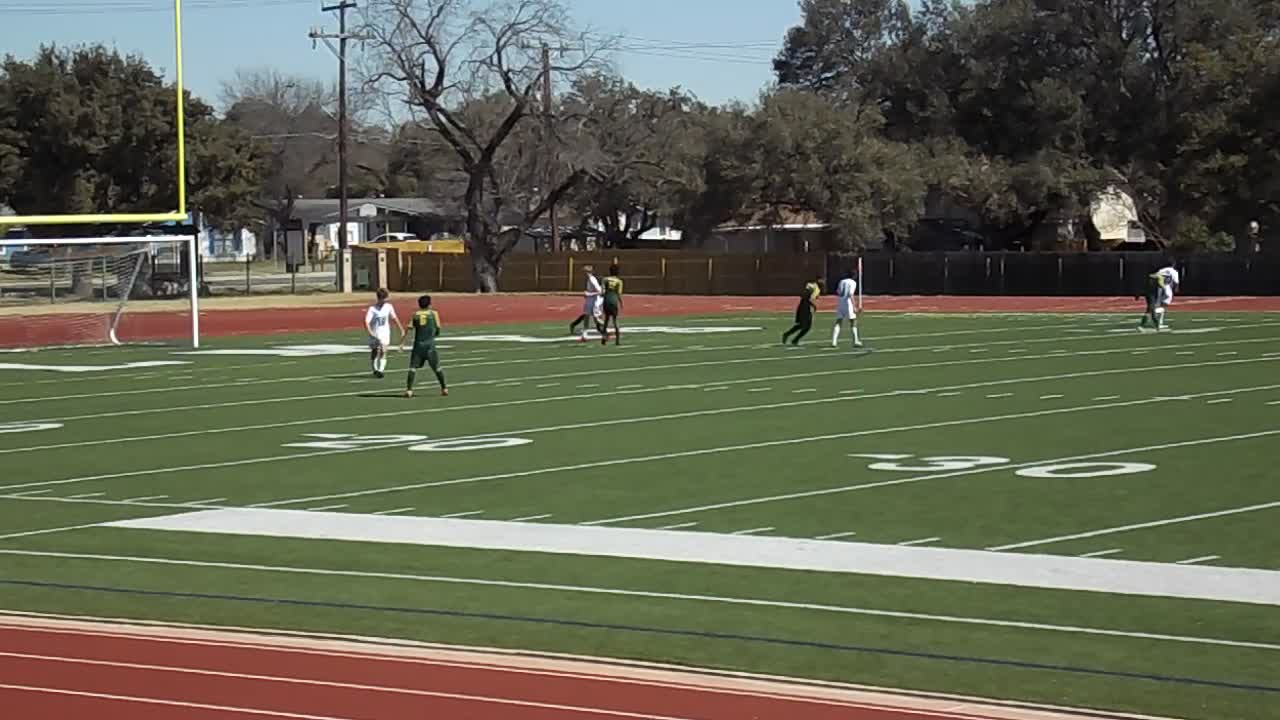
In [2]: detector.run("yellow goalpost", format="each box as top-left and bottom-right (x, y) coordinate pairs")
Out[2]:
(0, 0), (200, 348)
(0, 0), (188, 227)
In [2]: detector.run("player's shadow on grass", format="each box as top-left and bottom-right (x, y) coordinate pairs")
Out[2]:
(356, 392), (406, 399)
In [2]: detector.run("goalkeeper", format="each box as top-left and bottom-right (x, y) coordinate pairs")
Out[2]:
(401, 295), (448, 398)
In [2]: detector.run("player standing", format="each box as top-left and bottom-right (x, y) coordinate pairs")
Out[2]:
(569, 264), (604, 342)
(401, 294), (448, 398)
(1140, 262), (1180, 331)
(365, 288), (404, 379)
(601, 264), (623, 346)
(831, 269), (862, 348)
(782, 274), (822, 346)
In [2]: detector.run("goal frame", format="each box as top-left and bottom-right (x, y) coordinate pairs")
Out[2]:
(0, 0), (188, 227)
(0, 234), (201, 348)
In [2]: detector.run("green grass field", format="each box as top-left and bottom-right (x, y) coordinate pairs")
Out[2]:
(1, 311), (1278, 719)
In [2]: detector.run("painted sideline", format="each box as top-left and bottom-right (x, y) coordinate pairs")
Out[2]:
(102, 509), (1280, 606)
(1, 551), (1272, 653)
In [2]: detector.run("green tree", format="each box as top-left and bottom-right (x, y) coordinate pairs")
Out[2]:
(0, 44), (261, 230)
(562, 74), (703, 247)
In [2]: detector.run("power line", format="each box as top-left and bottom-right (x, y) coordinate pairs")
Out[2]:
(7, 0), (312, 15)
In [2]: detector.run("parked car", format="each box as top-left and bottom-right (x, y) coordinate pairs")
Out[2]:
(369, 233), (420, 243)
(6, 247), (54, 272)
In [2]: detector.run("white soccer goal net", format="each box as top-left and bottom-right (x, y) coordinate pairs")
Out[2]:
(0, 235), (200, 349)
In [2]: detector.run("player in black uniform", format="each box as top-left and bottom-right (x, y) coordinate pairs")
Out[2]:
(782, 275), (822, 345)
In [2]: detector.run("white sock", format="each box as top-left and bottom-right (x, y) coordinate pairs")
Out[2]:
(376, 356), (387, 373)
(852, 326), (861, 345)
(832, 323), (841, 345)
(1154, 308), (1166, 326)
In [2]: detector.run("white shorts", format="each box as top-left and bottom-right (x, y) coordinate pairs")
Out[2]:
(836, 298), (857, 321)
(369, 329), (391, 349)
(583, 296), (603, 318)
(1159, 288), (1174, 306)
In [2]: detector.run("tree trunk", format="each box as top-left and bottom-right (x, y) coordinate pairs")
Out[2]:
(70, 261), (95, 299)
(471, 252), (500, 293)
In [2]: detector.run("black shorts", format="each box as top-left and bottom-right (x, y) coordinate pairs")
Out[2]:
(794, 302), (813, 323)
(410, 346), (439, 371)
(603, 299), (619, 318)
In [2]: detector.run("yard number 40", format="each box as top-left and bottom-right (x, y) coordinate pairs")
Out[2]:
(848, 453), (1156, 478)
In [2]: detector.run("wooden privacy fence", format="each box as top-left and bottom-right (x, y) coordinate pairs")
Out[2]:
(383, 250), (828, 296)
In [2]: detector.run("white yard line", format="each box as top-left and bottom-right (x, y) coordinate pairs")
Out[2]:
(0, 521), (117, 541)
(1092, 396), (1120, 401)
(584, 427), (1280, 527)
(373, 507), (415, 516)
(6, 345), (1275, 467)
(184, 498), (227, 506)
(14, 322), (1280, 420)
(66, 492), (105, 499)
(307, 504), (348, 512)
(2, 549), (1274, 652)
(121, 495), (168, 503)
(816, 531), (858, 540)
(1039, 394), (1064, 400)
(509, 514), (552, 522)
(746, 388), (772, 393)
(14, 329), (1278, 433)
(936, 392), (962, 398)
(898, 537), (941, 547)
(8, 489), (50, 497)
(4, 374), (1279, 512)
(729, 527), (774, 536)
(656, 522), (698, 530)
(1176, 556), (1220, 565)
(986, 393), (1013, 399)
(1077, 549), (1123, 558)
(1206, 398), (1233, 404)
(988, 501), (1280, 551)
(441, 510), (484, 518)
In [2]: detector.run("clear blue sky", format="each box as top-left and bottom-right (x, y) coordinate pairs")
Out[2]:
(6, 0), (801, 109)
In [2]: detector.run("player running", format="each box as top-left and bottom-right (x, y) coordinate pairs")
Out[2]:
(401, 294), (448, 398)
(600, 264), (623, 346)
(782, 274), (822, 346)
(1139, 262), (1180, 331)
(569, 264), (604, 342)
(365, 288), (404, 379)
(831, 269), (862, 348)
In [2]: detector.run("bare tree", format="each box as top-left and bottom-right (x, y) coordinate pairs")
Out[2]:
(221, 68), (339, 256)
(359, 0), (612, 291)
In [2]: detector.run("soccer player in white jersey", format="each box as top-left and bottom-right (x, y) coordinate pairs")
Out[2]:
(1152, 263), (1180, 330)
(365, 288), (405, 378)
(569, 265), (604, 342)
(832, 269), (863, 348)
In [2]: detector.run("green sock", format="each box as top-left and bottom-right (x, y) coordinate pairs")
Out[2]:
(407, 369), (417, 391)
(435, 369), (446, 389)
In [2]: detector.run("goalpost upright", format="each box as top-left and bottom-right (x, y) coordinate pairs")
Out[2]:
(0, 0), (199, 349)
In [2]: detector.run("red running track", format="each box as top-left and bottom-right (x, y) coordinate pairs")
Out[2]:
(2, 294), (1278, 347)
(0, 617), (1115, 720)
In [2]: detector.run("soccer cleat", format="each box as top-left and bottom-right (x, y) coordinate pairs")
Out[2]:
(441, 388), (449, 396)
(854, 342), (864, 348)
(374, 371), (385, 379)
(404, 390), (414, 399)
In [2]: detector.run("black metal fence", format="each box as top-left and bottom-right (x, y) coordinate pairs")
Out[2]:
(840, 252), (1280, 296)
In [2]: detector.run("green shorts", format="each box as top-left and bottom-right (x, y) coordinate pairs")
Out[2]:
(410, 346), (440, 371)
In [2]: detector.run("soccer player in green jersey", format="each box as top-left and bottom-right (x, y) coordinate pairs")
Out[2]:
(600, 264), (623, 346)
(400, 295), (448, 398)
(782, 275), (823, 345)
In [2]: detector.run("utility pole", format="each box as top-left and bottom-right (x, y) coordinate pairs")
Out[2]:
(541, 43), (560, 253)
(311, 1), (360, 292)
